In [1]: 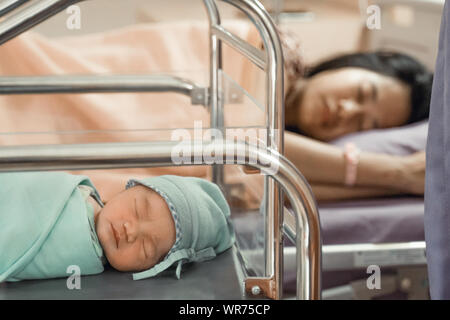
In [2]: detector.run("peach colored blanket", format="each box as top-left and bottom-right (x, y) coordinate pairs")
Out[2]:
(0, 20), (264, 208)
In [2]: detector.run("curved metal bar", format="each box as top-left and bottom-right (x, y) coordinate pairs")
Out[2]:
(203, 0), (225, 192)
(0, 0), (83, 45)
(0, 74), (196, 94)
(202, 0), (222, 129)
(0, 0), (29, 17)
(223, 0), (284, 151)
(0, 140), (322, 300)
(0, 75), (206, 104)
(215, 0), (286, 299)
(210, 24), (266, 70)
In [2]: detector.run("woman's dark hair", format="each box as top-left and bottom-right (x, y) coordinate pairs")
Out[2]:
(302, 51), (433, 124)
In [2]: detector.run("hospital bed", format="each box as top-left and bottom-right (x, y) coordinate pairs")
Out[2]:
(289, 0), (439, 299)
(310, 0), (442, 299)
(279, 0), (437, 299)
(0, 0), (438, 300)
(260, 0), (438, 300)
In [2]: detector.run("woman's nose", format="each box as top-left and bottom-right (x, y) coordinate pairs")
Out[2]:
(337, 99), (363, 121)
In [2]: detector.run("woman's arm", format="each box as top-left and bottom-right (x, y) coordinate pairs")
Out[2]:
(310, 183), (403, 202)
(284, 131), (425, 195)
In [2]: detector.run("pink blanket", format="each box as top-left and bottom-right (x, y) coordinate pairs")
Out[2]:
(0, 21), (264, 208)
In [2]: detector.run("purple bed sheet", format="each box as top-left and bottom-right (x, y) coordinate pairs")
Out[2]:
(232, 196), (424, 247)
(231, 196), (425, 294)
(318, 196), (424, 245)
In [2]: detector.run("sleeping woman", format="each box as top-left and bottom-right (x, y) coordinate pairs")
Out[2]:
(278, 49), (432, 201)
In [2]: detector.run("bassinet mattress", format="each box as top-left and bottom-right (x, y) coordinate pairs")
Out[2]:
(0, 246), (243, 300)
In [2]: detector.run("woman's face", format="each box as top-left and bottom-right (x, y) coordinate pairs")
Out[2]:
(95, 185), (175, 272)
(295, 67), (411, 141)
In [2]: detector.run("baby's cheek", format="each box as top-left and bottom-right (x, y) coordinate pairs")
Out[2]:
(143, 238), (162, 269)
(106, 245), (145, 272)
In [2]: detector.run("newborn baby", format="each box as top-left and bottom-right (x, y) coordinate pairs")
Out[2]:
(0, 173), (234, 282)
(89, 183), (176, 274)
(94, 175), (235, 280)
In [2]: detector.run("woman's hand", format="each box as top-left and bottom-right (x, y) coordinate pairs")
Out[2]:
(398, 151), (426, 195)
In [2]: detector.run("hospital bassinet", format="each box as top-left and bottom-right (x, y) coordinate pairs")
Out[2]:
(0, 0), (434, 300)
(0, 0), (321, 300)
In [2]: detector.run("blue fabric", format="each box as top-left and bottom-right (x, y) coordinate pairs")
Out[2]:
(0, 172), (105, 282)
(425, 0), (450, 300)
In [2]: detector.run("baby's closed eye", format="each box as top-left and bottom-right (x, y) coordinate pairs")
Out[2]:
(139, 235), (159, 270)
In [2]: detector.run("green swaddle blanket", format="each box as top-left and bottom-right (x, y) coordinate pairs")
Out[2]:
(0, 172), (105, 282)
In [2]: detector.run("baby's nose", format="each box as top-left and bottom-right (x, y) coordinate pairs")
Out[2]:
(123, 222), (137, 243)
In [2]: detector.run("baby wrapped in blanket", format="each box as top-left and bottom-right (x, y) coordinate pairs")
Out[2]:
(0, 172), (235, 282)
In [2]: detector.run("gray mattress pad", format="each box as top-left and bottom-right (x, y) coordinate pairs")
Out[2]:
(0, 247), (244, 300)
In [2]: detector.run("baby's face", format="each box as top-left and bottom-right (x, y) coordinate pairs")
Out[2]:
(95, 185), (176, 272)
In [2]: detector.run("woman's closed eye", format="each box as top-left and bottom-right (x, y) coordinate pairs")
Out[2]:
(356, 85), (364, 104)
(357, 81), (378, 105)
